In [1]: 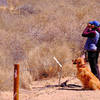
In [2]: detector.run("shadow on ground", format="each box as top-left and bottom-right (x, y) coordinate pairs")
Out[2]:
(31, 83), (92, 91)
(46, 84), (87, 91)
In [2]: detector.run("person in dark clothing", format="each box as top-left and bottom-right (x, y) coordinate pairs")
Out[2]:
(82, 20), (100, 80)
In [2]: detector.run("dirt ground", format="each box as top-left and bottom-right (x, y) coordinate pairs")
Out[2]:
(0, 77), (100, 100)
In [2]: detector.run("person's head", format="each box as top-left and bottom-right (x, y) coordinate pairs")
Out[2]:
(87, 21), (100, 30)
(87, 21), (93, 27)
(92, 20), (100, 28)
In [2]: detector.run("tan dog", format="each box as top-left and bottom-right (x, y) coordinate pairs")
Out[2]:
(73, 57), (100, 90)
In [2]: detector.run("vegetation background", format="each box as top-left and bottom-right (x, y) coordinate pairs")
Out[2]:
(0, 0), (100, 90)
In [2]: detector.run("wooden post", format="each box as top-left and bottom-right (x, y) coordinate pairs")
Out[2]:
(14, 64), (19, 100)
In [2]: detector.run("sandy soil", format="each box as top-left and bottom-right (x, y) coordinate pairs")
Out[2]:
(0, 77), (100, 100)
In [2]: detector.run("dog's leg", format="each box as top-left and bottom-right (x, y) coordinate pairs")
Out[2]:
(92, 85), (99, 90)
(88, 80), (99, 90)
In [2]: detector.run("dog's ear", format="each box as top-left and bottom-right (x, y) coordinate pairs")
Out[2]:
(72, 59), (77, 64)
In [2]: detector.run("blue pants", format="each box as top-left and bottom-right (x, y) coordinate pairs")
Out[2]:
(88, 51), (100, 80)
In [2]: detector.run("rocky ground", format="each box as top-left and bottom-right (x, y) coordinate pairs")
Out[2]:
(0, 77), (100, 100)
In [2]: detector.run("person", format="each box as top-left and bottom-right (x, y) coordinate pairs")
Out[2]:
(82, 20), (100, 80)
(60, 21), (100, 87)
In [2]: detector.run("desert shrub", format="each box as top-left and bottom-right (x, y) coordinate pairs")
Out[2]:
(0, 0), (100, 91)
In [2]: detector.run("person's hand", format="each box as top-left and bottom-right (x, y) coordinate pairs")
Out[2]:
(86, 24), (92, 31)
(87, 23), (92, 28)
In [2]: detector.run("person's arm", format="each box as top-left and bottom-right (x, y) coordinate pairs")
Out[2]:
(82, 26), (96, 38)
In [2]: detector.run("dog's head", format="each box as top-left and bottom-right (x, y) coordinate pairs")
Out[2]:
(72, 57), (86, 67)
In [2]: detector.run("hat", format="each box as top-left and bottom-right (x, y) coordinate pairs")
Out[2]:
(88, 21), (93, 25)
(93, 20), (100, 27)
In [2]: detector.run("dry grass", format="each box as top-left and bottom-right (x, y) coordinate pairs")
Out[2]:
(0, 0), (100, 90)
